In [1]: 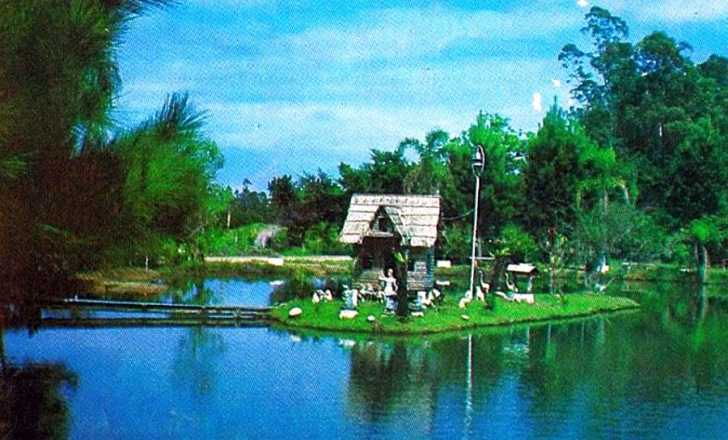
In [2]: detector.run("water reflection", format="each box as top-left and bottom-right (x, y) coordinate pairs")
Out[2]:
(4, 281), (728, 438)
(336, 292), (728, 439)
(172, 327), (227, 398)
(347, 340), (434, 424)
(0, 360), (77, 440)
(162, 278), (274, 307)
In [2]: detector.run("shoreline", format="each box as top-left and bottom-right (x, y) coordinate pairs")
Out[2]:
(270, 294), (641, 335)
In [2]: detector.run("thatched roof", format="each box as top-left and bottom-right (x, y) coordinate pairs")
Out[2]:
(340, 194), (440, 248)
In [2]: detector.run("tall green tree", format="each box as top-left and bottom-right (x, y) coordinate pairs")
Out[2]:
(0, 1), (228, 294)
(465, 113), (526, 241)
(268, 171), (347, 251)
(524, 104), (589, 235)
(561, 7), (727, 217)
(269, 175), (299, 225)
(230, 185), (273, 227)
(561, 7), (728, 272)
(401, 129), (450, 195)
(112, 93), (223, 264)
(558, 6), (634, 150)
(339, 146), (412, 197)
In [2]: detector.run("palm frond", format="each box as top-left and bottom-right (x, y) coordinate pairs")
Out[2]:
(0, 154), (30, 181)
(102, 0), (177, 18)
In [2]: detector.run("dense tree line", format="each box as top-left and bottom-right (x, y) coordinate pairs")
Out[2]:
(1, 3), (726, 298)
(219, 8), (726, 284)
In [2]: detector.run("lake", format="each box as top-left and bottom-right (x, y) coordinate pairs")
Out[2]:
(3, 279), (728, 439)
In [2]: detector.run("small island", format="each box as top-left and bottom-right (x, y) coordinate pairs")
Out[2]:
(269, 193), (640, 335)
(271, 293), (640, 335)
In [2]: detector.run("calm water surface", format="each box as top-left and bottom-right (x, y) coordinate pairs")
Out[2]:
(4, 279), (728, 439)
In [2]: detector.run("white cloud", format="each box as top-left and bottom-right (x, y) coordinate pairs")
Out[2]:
(286, 7), (580, 64)
(532, 93), (543, 112)
(206, 101), (469, 152)
(187, 0), (277, 7)
(600, 0), (728, 23)
(642, 0), (727, 22)
(116, 0), (728, 189)
(206, 99), (478, 186)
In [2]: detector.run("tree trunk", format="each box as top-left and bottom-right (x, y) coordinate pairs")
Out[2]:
(489, 256), (507, 294)
(620, 180), (631, 205)
(395, 252), (409, 317)
(549, 252), (555, 295)
(698, 283), (708, 323)
(696, 240), (710, 284)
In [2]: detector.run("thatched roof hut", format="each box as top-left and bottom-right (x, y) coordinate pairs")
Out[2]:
(340, 194), (440, 247)
(340, 194), (441, 292)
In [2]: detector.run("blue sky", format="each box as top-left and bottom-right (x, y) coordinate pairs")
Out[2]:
(114, 0), (727, 190)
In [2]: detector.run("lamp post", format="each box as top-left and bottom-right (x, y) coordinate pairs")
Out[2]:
(468, 145), (485, 299)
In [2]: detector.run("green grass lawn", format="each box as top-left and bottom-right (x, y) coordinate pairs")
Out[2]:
(270, 293), (640, 335)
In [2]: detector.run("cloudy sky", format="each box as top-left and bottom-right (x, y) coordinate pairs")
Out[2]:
(114, 0), (727, 190)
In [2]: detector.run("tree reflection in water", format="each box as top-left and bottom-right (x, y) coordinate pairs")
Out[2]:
(344, 332), (519, 436)
(171, 280), (227, 399)
(341, 284), (728, 438)
(172, 327), (227, 399)
(0, 360), (77, 440)
(164, 279), (218, 306)
(346, 338), (439, 438)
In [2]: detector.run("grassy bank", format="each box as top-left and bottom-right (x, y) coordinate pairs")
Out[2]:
(202, 256), (352, 277)
(270, 294), (640, 335)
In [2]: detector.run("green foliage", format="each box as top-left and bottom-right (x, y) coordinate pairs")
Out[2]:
(465, 113), (526, 239)
(688, 217), (721, 245)
(402, 130), (450, 195)
(268, 171), (348, 250)
(200, 223), (272, 256)
(269, 175), (298, 223)
(438, 224), (471, 263)
(562, 8), (727, 225)
(339, 146), (412, 196)
(112, 93), (223, 262)
(230, 185), (273, 227)
(205, 184), (235, 229)
(557, 6), (728, 274)
(3, 1), (725, 292)
(270, 228), (290, 251)
(438, 138), (474, 221)
(303, 222), (348, 255)
(525, 103), (601, 235)
(0, 0), (188, 293)
(666, 117), (728, 222)
(496, 224), (538, 261)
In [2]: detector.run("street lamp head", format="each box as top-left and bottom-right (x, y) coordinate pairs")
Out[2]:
(472, 145), (485, 177)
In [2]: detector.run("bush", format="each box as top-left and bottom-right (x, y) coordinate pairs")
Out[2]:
(438, 224), (470, 263)
(270, 228), (290, 251)
(303, 222), (349, 255)
(273, 267), (315, 302)
(485, 292), (497, 311)
(200, 223), (279, 256)
(496, 224), (538, 261)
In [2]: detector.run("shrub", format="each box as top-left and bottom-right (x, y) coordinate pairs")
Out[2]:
(273, 267), (315, 302)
